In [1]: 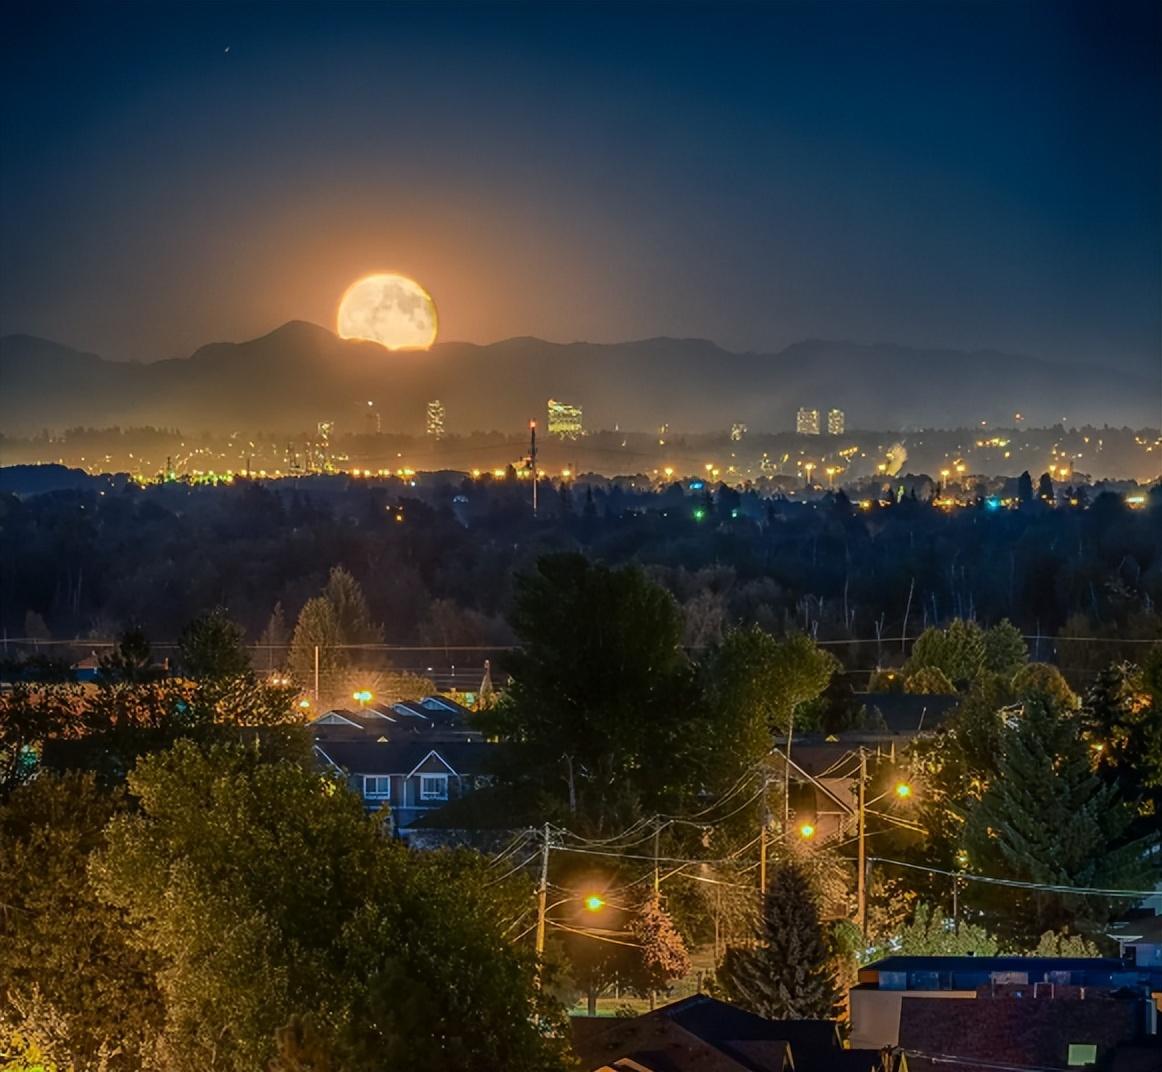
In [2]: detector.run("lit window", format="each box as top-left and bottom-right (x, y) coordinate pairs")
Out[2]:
(1067, 1044), (1097, 1066)
(420, 775), (448, 801)
(364, 776), (391, 799)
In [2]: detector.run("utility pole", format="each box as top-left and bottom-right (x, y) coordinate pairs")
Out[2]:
(653, 820), (662, 895)
(529, 420), (539, 517)
(313, 645), (320, 702)
(783, 716), (794, 833)
(857, 747), (868, 943)
(759, 775), (771, 894)
(534, 822), (551, 985)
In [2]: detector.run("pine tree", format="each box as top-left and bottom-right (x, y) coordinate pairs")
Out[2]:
(178, 608), (251, 681)
(907, 619), (986, 686)
(719, 860), (839, 1020)
(323, 566), (382, 646)
(1081, 661), (1162, 822)
(982, 620), (1027, 676)
(963, 698), (1154, 941)
(289, 598), (347, 704)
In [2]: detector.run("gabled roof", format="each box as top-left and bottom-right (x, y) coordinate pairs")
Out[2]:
(661, 995), (840, 1063)
(310, 709), (392, 730)
(314, 738), (498, 777)
(573, 995), (866, 1072)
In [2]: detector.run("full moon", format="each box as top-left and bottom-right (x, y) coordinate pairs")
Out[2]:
(337, 273), (438, 350)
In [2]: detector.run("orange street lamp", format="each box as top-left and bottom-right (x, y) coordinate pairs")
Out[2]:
(353, 689), (373, 707)
(584, 895), (605, 912)
(799, 823), (816, 840)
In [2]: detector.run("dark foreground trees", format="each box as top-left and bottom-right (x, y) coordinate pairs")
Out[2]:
(1, 742), (571, 1072)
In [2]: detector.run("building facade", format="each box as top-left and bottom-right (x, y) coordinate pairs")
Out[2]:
(828, 407), (845, 435)
(796, 407), (821, 435)
(547, 398), (583, 438)
(426, 399), (445, 439)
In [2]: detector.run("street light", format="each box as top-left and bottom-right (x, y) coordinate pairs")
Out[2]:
(895, 782), (912, 799)
(353, 689), (373, 707)
(584, 894), (605, 912)
(799, 823), (816, 840)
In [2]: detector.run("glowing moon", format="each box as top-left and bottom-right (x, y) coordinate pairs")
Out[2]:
(337, 273), (438, 350)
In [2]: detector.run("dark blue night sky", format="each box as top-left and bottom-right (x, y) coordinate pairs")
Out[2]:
(2, 1), (1158, 374)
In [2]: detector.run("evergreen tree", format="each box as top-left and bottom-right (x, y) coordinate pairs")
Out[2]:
(907, 619), (986, 686)
(1037, 472), (1055, 503)
(177, 607), (251, 681)
(963, 698), (1157, 941)
(323, 566), (383, 646)
(288, 598), (347, 703)
(982, 620), (1027, 676)
(1017, 470), (1034, 504)
(98, 627), (164, 684)
(719, 860), (839, 1020)
(1080, 660), (1162, 822)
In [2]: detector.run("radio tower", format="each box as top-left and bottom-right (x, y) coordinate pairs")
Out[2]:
(529, 419), (538, 517)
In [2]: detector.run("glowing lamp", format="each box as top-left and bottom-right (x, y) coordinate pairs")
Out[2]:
(895, 782), (912, 799)
(584, 895), (605, 912)
(799, 823), (815, 839)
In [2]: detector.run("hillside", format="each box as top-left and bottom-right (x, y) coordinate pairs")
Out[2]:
(1, 322), (1156, 435)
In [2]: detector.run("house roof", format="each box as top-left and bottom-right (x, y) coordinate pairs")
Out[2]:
(864, 955), (1128, 975)
(571, 1014), (774, 1072)
(312, 695), (484, 742)
(573, 996), (870, 1072)
(314, 738), (499, 777)
(1107, 910), (1162, 945)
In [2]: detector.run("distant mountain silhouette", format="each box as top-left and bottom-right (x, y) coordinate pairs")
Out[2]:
(1, 321), (1156, 435)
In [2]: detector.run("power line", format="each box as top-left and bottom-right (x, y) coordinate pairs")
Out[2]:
(869, 856), (1161, 898)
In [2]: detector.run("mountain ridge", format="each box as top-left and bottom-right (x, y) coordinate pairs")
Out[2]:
(1, 322), (1156, 435)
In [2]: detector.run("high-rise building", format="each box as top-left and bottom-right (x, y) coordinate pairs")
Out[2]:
(426, 399), (446, 439)
(828, 408), (845, 436)
(796, 407), (820, 435)
(547, 398), (583, 439)
(730, 422), (747, 442)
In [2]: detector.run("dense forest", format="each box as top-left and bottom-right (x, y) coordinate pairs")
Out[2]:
(3, 474), (1159, 691)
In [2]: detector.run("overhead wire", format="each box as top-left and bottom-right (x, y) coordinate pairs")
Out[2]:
(869, 856), (1161, 897)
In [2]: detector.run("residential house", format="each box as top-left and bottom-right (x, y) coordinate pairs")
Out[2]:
(314, 736), (499, 838)
(572, 994), (889, 1072)
(772, 692), (956, 842)
(851, 955), (1162, 1071)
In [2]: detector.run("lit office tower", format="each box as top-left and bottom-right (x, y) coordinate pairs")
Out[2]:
(426, 399), (446, 439)
(547, 398), (583, 439)
(828, 408), (845, 436)
(796, 407), (820, 435)
(730, 422), (747, 442)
